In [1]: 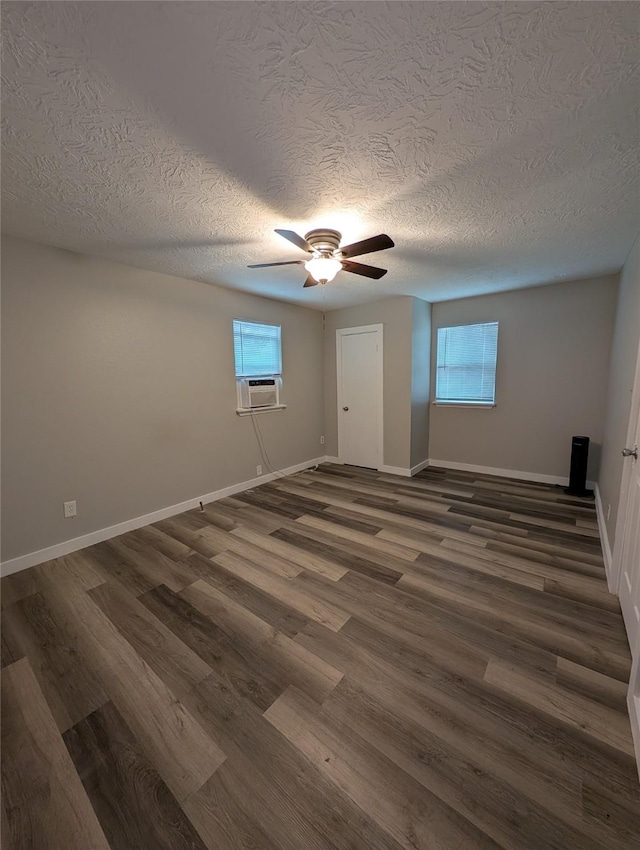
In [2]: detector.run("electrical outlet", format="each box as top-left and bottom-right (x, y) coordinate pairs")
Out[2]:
(607, 504), (611, 521)
(256, 465), (262, 476)
(320, 435), (325, 445)
(64, 500), (77, 518)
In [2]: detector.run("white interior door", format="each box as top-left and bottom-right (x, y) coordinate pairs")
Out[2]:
(615, 338), (640, 774)
(617, 343), (640, 648)
(619, 424), (640, 647)
(337, 325), (383, 469)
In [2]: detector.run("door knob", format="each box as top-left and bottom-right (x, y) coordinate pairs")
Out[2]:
(343, 406), (349, 411)
(622, 446), (638, 459)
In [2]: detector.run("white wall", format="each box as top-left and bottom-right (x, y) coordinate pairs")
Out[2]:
(1, 236), (324, 563)
(429, 275), (619, 480)
(598, 233), (640, 547)
(411, 298), (431, 469)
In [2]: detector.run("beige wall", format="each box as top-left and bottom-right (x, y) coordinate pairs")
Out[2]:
(1, 236), (324, 562)
(411, 298), (431, 469)
(2, 233), (627, 566)
(429, 275), (619, 480)
(598, 233), (640, 546)
(324, 297), (414, 469)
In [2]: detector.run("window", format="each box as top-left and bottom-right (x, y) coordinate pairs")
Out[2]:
(435, 321), (498, 405)
(233, 320), (282, 377)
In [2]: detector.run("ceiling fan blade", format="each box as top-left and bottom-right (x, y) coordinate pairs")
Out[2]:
(339, 234), (394, 259)
(303, 274), (319, 287)
(274, 229), (312, 253)
(247, 260), (305, 269)
(341, 260), (387, 279)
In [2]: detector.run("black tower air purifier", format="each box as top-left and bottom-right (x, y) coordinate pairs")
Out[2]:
(564, 435), (593, 498)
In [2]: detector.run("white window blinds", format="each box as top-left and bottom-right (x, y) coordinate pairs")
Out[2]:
(436, 321), (498, 404)
(233, 320), (282, 377)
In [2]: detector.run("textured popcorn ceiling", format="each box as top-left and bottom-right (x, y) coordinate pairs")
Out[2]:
(2, 1), (639, 310)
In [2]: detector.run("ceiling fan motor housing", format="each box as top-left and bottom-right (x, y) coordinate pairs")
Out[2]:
(305, 229), (342, 256)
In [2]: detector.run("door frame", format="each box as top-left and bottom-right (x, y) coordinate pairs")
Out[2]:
(609, 333), (640, 775)
(611, 337), (640, 593)
(336, 324), (384, 469)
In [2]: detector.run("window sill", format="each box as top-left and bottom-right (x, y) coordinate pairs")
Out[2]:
(236, 404), (287, 416)
(433, 402), (496, 409)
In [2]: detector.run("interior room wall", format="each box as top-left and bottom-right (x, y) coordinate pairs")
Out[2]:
(1, 236), (324, 565)
(429, 275), (619, 481)
(323, 297), (414, 470)
(410, 298), (431, 470)
(598, 232), (640, 548)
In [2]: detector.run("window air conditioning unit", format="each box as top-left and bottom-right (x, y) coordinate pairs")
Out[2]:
(238, 377), (280, 409)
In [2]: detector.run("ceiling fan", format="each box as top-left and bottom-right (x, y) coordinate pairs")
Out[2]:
(248, 228), (395, 287)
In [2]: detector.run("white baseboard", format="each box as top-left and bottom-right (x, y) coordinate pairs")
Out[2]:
(594, 482), (614, 590)
(0, 456), (327, 578)
(410, 458), (430, 476)
(378, 464), (412, 477)
(628, 662), (640, 782)
(378, 460), (429, 477)
(428, 458), (595, 490)
(325, 458), (414, 478)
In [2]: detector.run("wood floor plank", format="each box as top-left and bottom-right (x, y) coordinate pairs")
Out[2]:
(477, 531), (605, 570)
(2, 462), (638, 848)
(389, 531), (545, 589)
(183, 767), (284, 850)
(107, 529), (198, 593)
(206, 526), (306, 578)
(154, 514), (228, 559)
(230, 523), (347, 579)
(1, 605), (26, 669)
(399, 570), (631, 682)
(184, 674), (406, 850)
(543, 575), (620, 613)
(484, 659), (635, 757)
(269, 480), (448, 533)
(507, 511), (601, 538)
(140, 583), (286, 711)
(88, 581), (212, 699)
(179, 550), (310, 636)
(287, 517), (420, 573)
(63, 701), (209, 850)
(38, 568), (226, 802)
(36, 551), (107, 592)
(323, 675), (587, 838)
(265, 685), (504, 850)
(212, 549), (351, 630)
(440, 535), (608, 586)
(296, 513), (420, 560)
(581, 777), (640, 846)
(410, 551), (628, 649)
(0, 568), (39, 610)
(295, 618), (639, 809)
(556, 656), (629, 713)
(82, 540), (158, 596)
(1, 658), (110, 850)
(180, 578), (344, 703)
(272, 526), (404, 585)
(295, 568), (563, 681)
(319, 678), (622, 850)
(2, 592), (108, 732)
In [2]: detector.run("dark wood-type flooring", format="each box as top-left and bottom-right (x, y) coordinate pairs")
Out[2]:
(2, 463), (639, 849)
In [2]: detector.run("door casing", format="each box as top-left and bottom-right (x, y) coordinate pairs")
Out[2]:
(336, 324), (384, 470)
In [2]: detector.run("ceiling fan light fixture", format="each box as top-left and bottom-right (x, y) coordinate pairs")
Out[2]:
(304, 256), (342, 284)
(249, 228), (394, 287)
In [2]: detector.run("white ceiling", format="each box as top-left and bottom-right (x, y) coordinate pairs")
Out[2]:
(2, 1), (639, 310)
